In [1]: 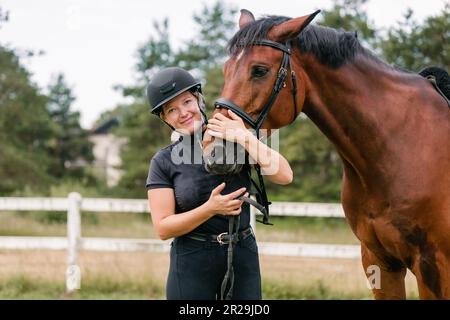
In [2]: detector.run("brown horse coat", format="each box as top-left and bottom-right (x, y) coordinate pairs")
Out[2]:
(204, 10), (450, 299)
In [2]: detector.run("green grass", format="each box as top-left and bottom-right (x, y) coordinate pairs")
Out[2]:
(262, 279), (372, 300)
(0, 212), (357, 244)
(0, 211), (156, 238)
(257, 216), (358, 244)
(0, 274), (380, 300)
(0, 274), (165, 300)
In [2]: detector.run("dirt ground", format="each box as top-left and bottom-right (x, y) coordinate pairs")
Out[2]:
(0, 249), (419, 298)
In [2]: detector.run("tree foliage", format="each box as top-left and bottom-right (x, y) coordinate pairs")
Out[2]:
(379, 4), (450, 71)
(46, 74), (94, 180)
(0, 7), (8, 28)
(3, 1), (445, 200)
(318, 0), (377, 47)
(108, 1), (238, 197)
(0, 46), (55, 194)
(0, 9), (95, 195)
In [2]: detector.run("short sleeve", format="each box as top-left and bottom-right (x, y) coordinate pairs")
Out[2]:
(145, 152), (174, 190)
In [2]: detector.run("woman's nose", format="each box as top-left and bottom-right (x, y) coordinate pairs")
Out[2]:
(179, 108), (190, 118)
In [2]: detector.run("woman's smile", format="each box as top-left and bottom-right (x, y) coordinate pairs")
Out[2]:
(180, 116), (193, 125)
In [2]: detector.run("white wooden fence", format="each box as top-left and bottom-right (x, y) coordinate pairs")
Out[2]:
(0, 193), (360, 292)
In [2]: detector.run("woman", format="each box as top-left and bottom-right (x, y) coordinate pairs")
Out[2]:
(146, 67), (293, 300)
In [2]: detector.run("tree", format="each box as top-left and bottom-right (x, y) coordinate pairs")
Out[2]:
(104, 1), (237, 197)
(318, 0), (377, 47)
(268, 118), (342, 202)
(116, 18), (174, 100)
(379, 4), (450, 71)
(173, 2), (237, 104)
(46, 74), (94, 180)
(0, 7), (8, 28)
(0, 46), (55, 194)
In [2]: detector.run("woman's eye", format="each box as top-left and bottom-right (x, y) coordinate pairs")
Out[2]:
(184, 99), (192, 105)
(251, 66), (268, 78)
(167, 108), (175, 113)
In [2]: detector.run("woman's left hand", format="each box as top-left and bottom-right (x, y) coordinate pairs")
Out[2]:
(206, 110), (249, 144)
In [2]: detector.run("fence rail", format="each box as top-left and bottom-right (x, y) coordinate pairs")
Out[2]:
(0, 196), (345, 217)
(0, 193), (358, 292)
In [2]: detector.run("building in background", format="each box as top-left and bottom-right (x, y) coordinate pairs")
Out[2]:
(89, 119), (127, 187)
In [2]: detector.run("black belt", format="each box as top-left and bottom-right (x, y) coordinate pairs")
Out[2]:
(185, 227), (254, 245)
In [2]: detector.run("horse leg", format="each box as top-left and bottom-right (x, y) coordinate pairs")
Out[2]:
(412, 250), (450, 299)
(361, 243), (407, 299)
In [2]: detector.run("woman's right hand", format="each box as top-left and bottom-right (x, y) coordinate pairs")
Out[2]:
(206, 183), (248, 216)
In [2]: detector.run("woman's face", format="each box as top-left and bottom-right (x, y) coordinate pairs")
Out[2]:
(161, 91), (203, 135)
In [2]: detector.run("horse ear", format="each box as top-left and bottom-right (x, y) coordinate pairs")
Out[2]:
(239, 9), (255, 29)
(268, 10), (321, 42)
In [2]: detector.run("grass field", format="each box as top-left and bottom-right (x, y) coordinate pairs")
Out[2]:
(0, 250), (419, 299)
(0, 211), (359, 244)
(0, 211), (419, 299)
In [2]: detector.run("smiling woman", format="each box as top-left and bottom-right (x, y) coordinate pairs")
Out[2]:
(144, 67), (293, 300)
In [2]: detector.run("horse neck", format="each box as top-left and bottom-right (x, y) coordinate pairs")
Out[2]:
(298, 53), (423, 185)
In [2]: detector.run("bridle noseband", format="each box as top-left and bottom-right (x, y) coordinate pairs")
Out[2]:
(213, 39), (300, 226)
(215, 39), (299, 139)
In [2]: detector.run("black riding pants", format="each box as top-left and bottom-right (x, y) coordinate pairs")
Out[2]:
(166, 233), (262, 300)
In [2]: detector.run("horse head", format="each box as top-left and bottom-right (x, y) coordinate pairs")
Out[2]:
(202, 9), (320, 175)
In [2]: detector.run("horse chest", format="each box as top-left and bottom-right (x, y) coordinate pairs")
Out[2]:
(344, 202), (412, 255)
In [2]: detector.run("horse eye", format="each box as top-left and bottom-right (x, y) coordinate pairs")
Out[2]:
(251, 66), (268, 78)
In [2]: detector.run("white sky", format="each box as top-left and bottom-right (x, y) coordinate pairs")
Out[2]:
(0, 0), (448, 128)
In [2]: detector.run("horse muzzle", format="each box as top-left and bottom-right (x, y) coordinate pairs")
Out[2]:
(203, 140), (245, 175)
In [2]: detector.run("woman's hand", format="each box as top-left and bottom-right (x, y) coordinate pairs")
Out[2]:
(206, 110), (250, 145)
(206, 183), (249, 216)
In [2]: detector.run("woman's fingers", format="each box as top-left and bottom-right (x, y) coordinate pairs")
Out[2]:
(211, 182), (226, 195)
(226, 199), (243, 208)
(214, 113), (228, 120)
(225, 187), (247, 200)
(228, 207), (242, 215)
(227, 109), (241, 121)
(206, 124), (222, 132)
(208, 118), (222, 125)
(206, 130), (223, 138)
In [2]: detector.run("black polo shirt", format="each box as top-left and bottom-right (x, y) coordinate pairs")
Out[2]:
(146, 134), (251, 234)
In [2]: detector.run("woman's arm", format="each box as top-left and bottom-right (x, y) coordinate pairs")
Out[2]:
(206, 110), (293, 185)
(148, 183), (247, 240)
(239, 132), (293, 185)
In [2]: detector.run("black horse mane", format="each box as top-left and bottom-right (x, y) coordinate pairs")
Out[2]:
(228, 15), (372, 69)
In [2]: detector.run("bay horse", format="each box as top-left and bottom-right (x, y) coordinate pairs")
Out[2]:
(202, 9), (450, 299)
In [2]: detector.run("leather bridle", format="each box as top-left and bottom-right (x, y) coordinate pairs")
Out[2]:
(215, 39), (299, 139)
(213, 39), (300, 226)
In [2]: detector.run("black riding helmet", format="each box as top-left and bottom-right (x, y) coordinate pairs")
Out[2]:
(147, 67), (202, 115)
(147, 67), (208, 132)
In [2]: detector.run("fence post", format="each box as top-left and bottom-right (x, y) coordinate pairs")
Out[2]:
(66, 192), (81, 293)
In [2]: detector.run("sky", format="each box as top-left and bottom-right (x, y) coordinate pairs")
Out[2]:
(0, 0), (448, 129)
